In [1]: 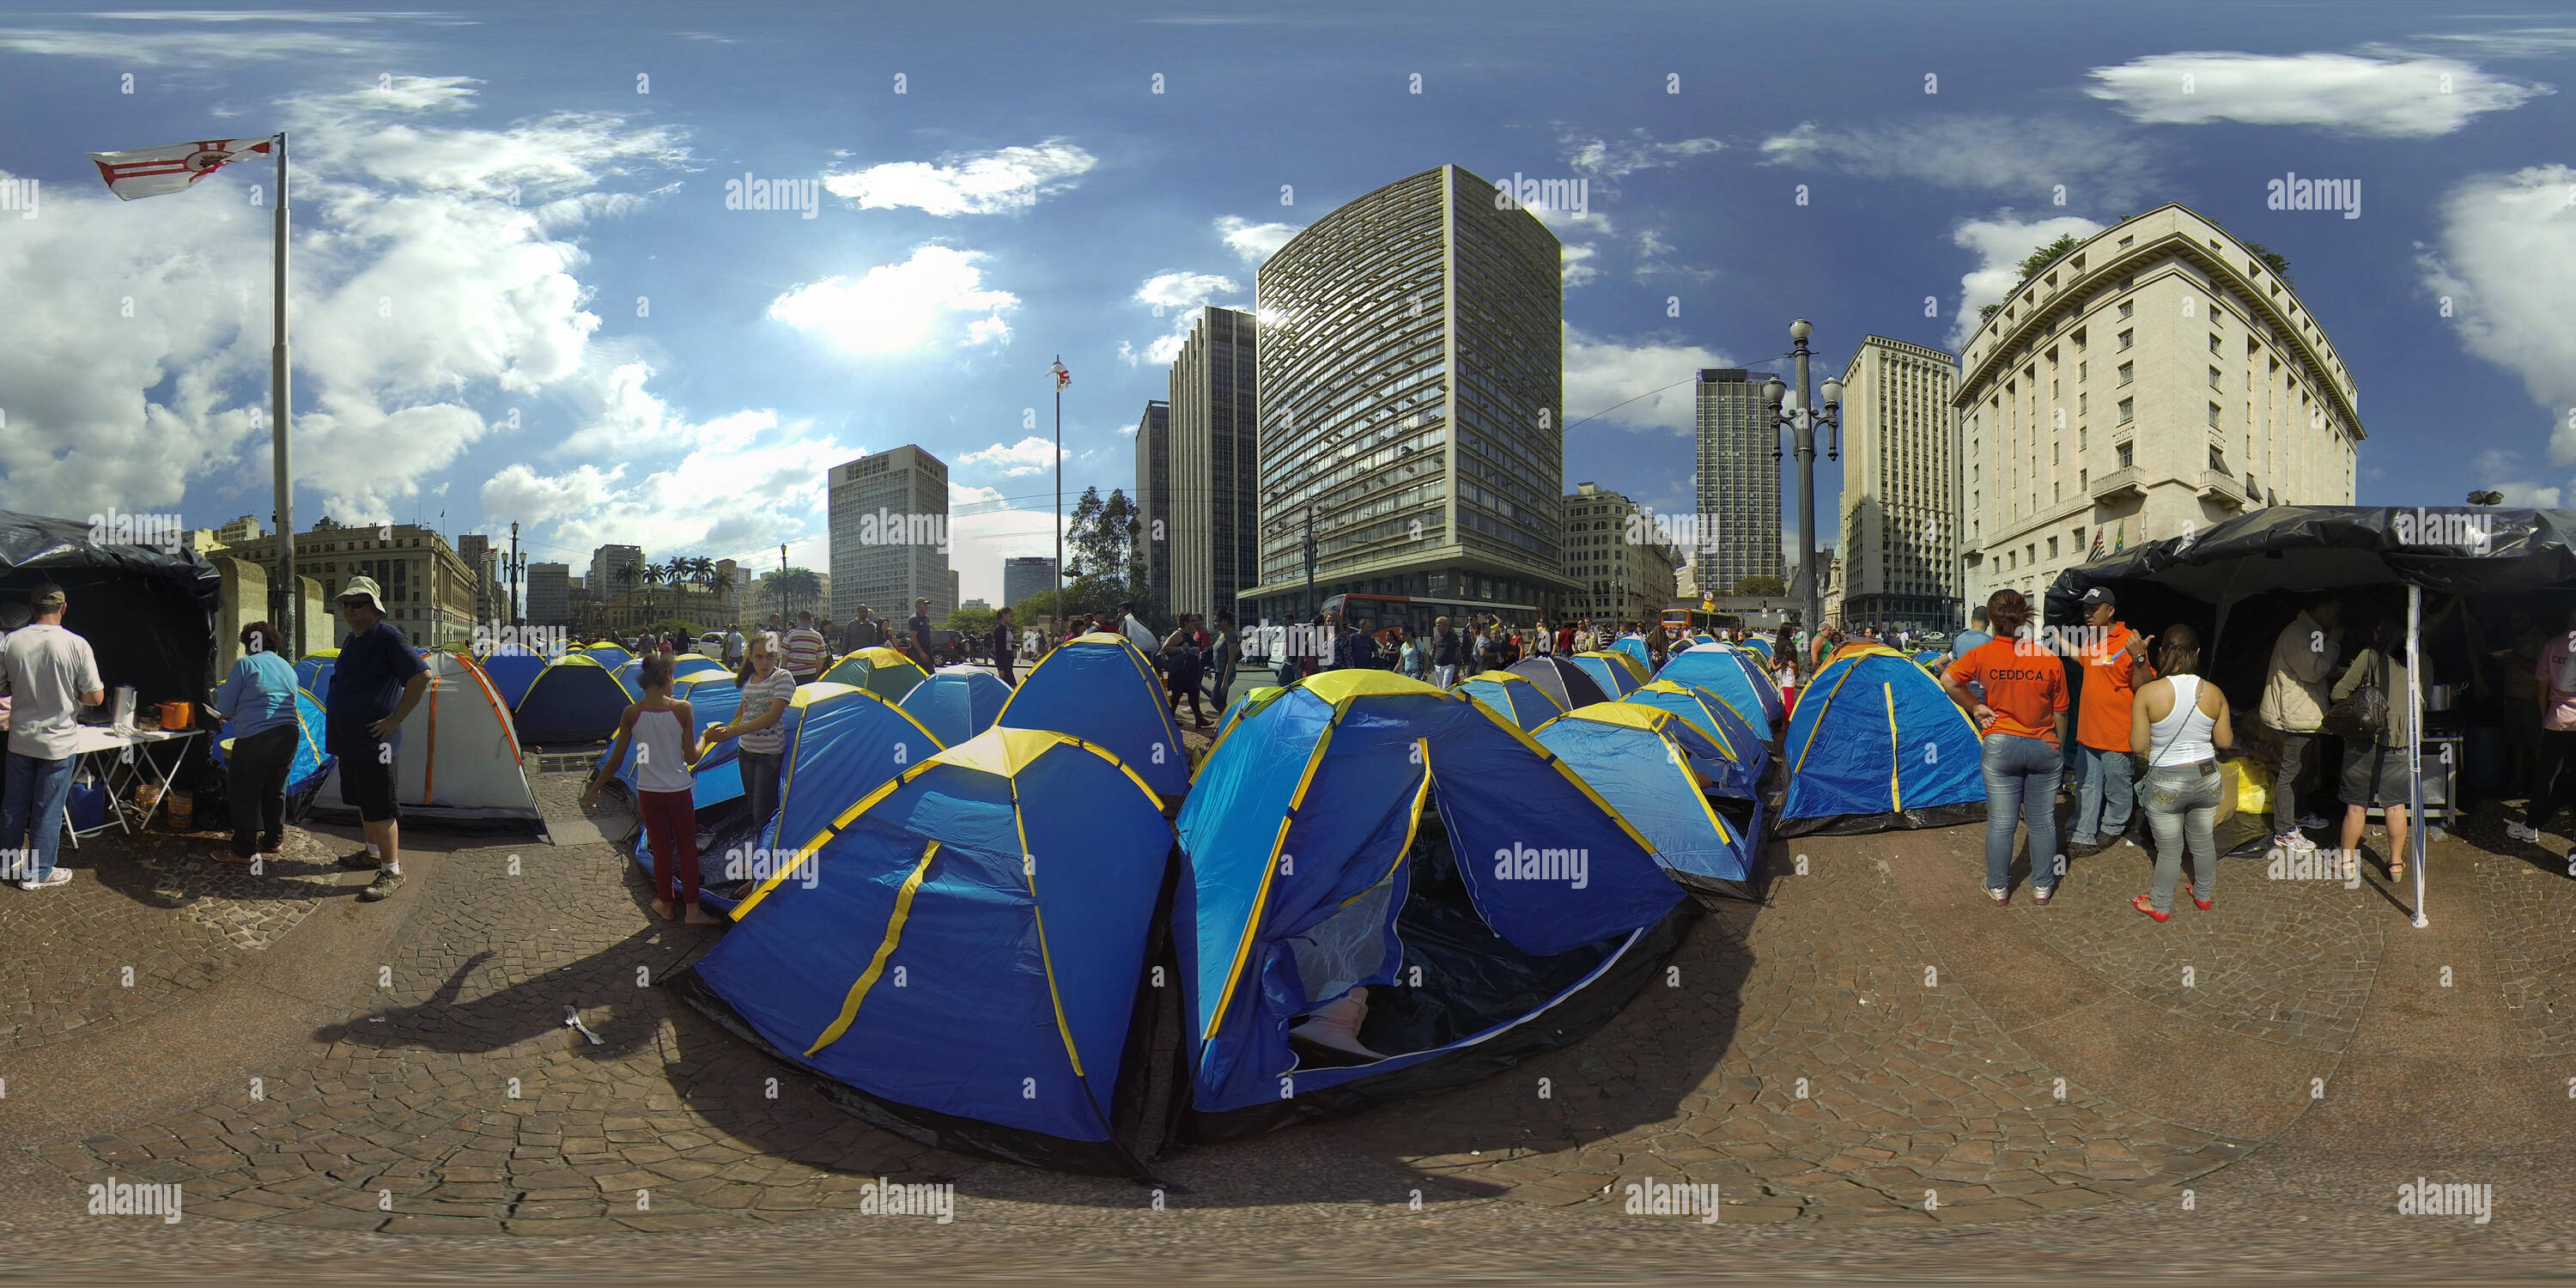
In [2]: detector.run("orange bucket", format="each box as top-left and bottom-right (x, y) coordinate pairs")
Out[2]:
(157, 702), (193, 731)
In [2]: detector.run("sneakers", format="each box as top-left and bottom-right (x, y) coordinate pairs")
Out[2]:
(337, 848), (380, 871)
(2064, 839), (2107, 859)
(2506, 822), (2543, 843)
(1287, 988), (1382, 1066)
(358, 867), (404, 902)
(19, 869), (73, 890)
(1987, 886), (2009, 904)
(208, 847), (254, 868)
(2297, 813), (2330, 830)
(2033, 884), (2057, 905)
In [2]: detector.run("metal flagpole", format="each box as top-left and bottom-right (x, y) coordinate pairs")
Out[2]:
(1054, 355), (1063, 628)
(2408, 582), (2427, 928)
(271, 131), (296, 654)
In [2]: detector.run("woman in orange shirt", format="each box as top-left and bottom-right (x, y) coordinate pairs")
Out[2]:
(1941, 590), (2071, 904)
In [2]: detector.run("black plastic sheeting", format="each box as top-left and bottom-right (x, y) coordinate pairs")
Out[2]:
(0, 509), (221, 706)
(1773, 799), (1986, 840)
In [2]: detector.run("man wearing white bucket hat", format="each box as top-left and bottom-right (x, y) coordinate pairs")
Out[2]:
(324, 575), (428, 902)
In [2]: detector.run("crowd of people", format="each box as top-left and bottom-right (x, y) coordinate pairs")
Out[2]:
(1936, 583), (2467, 922)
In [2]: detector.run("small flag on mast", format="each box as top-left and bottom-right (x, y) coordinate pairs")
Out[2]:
(88, 137), (274, 200)
(1050, 359), (1070, 392)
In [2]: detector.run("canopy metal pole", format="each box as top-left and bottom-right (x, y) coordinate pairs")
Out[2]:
(2408, 582), (2427, 928)
(272, 131), (295, 655)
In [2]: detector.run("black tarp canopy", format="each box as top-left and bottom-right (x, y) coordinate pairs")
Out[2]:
(2046, 505), (2576, 929)
(0, 509), (222, 707)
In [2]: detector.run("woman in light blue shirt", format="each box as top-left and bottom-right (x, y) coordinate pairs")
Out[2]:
(210, 621), (302, 866)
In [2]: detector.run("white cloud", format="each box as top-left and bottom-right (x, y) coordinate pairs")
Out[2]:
(768, 245), (1019, 355)
(1561, 243), (1600, 288)
(0, 26), (386, 63)
(1562, 129), (1724, 179)
(1945, 211), (2110, 348)
(0, 76), (699, 525)
(951, 482), (1006, 508)
(2472, 450), (2563, 507)
(1631, 228), (1713, 283)
(1134, 270), (1238, 310)
(1214, 215), (1300, 264)
(1761, 116), (2161, 209)
(822, 140), (1094, 216)
(2419, 165), (2576, 466)
(1563, 325), (1736, 436)
(2398, 28), (2576, 60)
(1522, 200), (1613, 238)
(2085, 51), (2550, 137)
(957, 436), (1063, 477)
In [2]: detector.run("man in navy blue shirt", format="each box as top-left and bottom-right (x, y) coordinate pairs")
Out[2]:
(908, 598), (935, 667)
(325, 576), (429, 902)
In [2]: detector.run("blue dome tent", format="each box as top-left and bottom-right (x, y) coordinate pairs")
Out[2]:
(615, 653), (725, 695)
(211, 686), (335, 814)
(1534, 702), (1764, 904)
(897, 668), (1012, 747)
(511, 653), (635, 745)
(1175, 670), (1691, 1139)
(1607, 636), (1653, 676)
(690, 682), (945, 914)
(675, 726), (1174, 1176)
(1569, 650), (1647, 698)
(583, 642), (634, 669)
(1777, 644), (1985, 837)
(293, 649), (337, 699)
(613, 671), (743, 815)
(1619, 679), (1769, 798)
(1657, 643), (1783, 735)
(478, 643), (547, 708)
(1455, 669), (1564, 732)
(998, 633), (1191, 801)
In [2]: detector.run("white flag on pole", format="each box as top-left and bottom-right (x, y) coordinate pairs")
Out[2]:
(88, 137), (274, 200)
(1050, 359), (1070, 392)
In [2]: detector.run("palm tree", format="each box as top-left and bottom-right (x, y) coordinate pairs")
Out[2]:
(640, 560), (669, 629)
(617, 559), (645, 633)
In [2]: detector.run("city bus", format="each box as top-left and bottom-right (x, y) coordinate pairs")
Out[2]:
(1661, 604), (1745, 639)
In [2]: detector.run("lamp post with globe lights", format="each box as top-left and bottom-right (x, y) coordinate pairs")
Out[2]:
(1764, 320), (1843, 659)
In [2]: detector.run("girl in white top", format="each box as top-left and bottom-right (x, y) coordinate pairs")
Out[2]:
(586, 652), (714, 924)
(2129, 623), (2235, 920)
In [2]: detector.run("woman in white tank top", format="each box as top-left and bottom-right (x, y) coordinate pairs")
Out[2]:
(585, 653), (714, 924)
(2128, 623), (2235, 921)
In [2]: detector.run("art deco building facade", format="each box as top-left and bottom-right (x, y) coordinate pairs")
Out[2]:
(1565, 483), (1682, 625)
(1166, 307), (1259, 623)
(1242, 164), (1575, 626)
(1836, 336), (1960, 630)
(1956, 204), (2361, 607)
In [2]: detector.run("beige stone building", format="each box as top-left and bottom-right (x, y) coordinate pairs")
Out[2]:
(1837, 336), (1961, 631)
(222, 519), (479, 650)
(1567, 482), (1681, 627)
(1954, 204), (2362, 608)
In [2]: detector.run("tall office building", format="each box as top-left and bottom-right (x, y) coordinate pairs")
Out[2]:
(526, 562), (569, 628)
(1132, 399), (1170, 613)
(1167, 306), (1259, 623)
(1957, 204), (2362, 608)
(1836, 336), (1961, 630)
(1564, 483), (1682, 625)
(588, 544), (643, 598)
(1241, 164), (1574, 629)
(1694, 368), (1780, 597)
(1002, 556), (1056, 611)
(828, 445), (953, 624)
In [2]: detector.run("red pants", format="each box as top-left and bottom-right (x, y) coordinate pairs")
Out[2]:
(637, 788), (700, 905)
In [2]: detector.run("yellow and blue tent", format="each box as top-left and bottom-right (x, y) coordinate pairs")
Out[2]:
(821, 647), (929, 702)
(1657, 643), (1783, 733)
(1534, 702), (1763, 903)
(677, 726), (1173, 1176)
(478, 642), (548, 708)
(511, 652), (635, 744)
(582, 642), (635, 669)
(211, 686), (334, 802)
(1455, 669), (1565, 732)
(1569, 649), (1649, 698)
(293, 648), (338, 697)
(1607, 636), (1654, 676)
(689, 681), (945, 914)
(615, 653), (726, 695)
(1777, 644), (1985, 837)
(1176, 670), (1690, 1126)
(999, 633), (1191, 800)
(1620, 678), (1769, 794)
(897, 669), (1012, 747)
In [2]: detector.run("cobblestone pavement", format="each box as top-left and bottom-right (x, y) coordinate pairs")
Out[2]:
(3, 775), (2574, 1280)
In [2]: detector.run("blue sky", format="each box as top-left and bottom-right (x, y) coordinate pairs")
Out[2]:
(1, 1), (2570, 604)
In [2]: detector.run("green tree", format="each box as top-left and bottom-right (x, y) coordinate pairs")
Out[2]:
(2243, 240), (2293, 289)
(945, 605), (997, 640)
(2016, 233), (2083, 282)
(1733, 574), (1788, 597)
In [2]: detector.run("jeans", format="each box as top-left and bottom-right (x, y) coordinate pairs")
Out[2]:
(2142, 761), (2222, 913)
(740, 749), (784, 848)
(0, 751), (78, 884)
(1980, 733), (2062, 891)
(2526, 728), (2576, 834)
(2071, 742), (2136, 843)
(227, 723), (297, 859)
(2272, 732), (2317, 836)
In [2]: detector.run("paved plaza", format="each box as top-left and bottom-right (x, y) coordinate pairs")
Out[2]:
(3, 764), (2573, 1282)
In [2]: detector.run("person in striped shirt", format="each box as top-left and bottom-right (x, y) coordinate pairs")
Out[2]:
(781, 611), (829, 683)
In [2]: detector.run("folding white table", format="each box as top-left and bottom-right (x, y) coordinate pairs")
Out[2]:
(63, 724), (203, 844)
